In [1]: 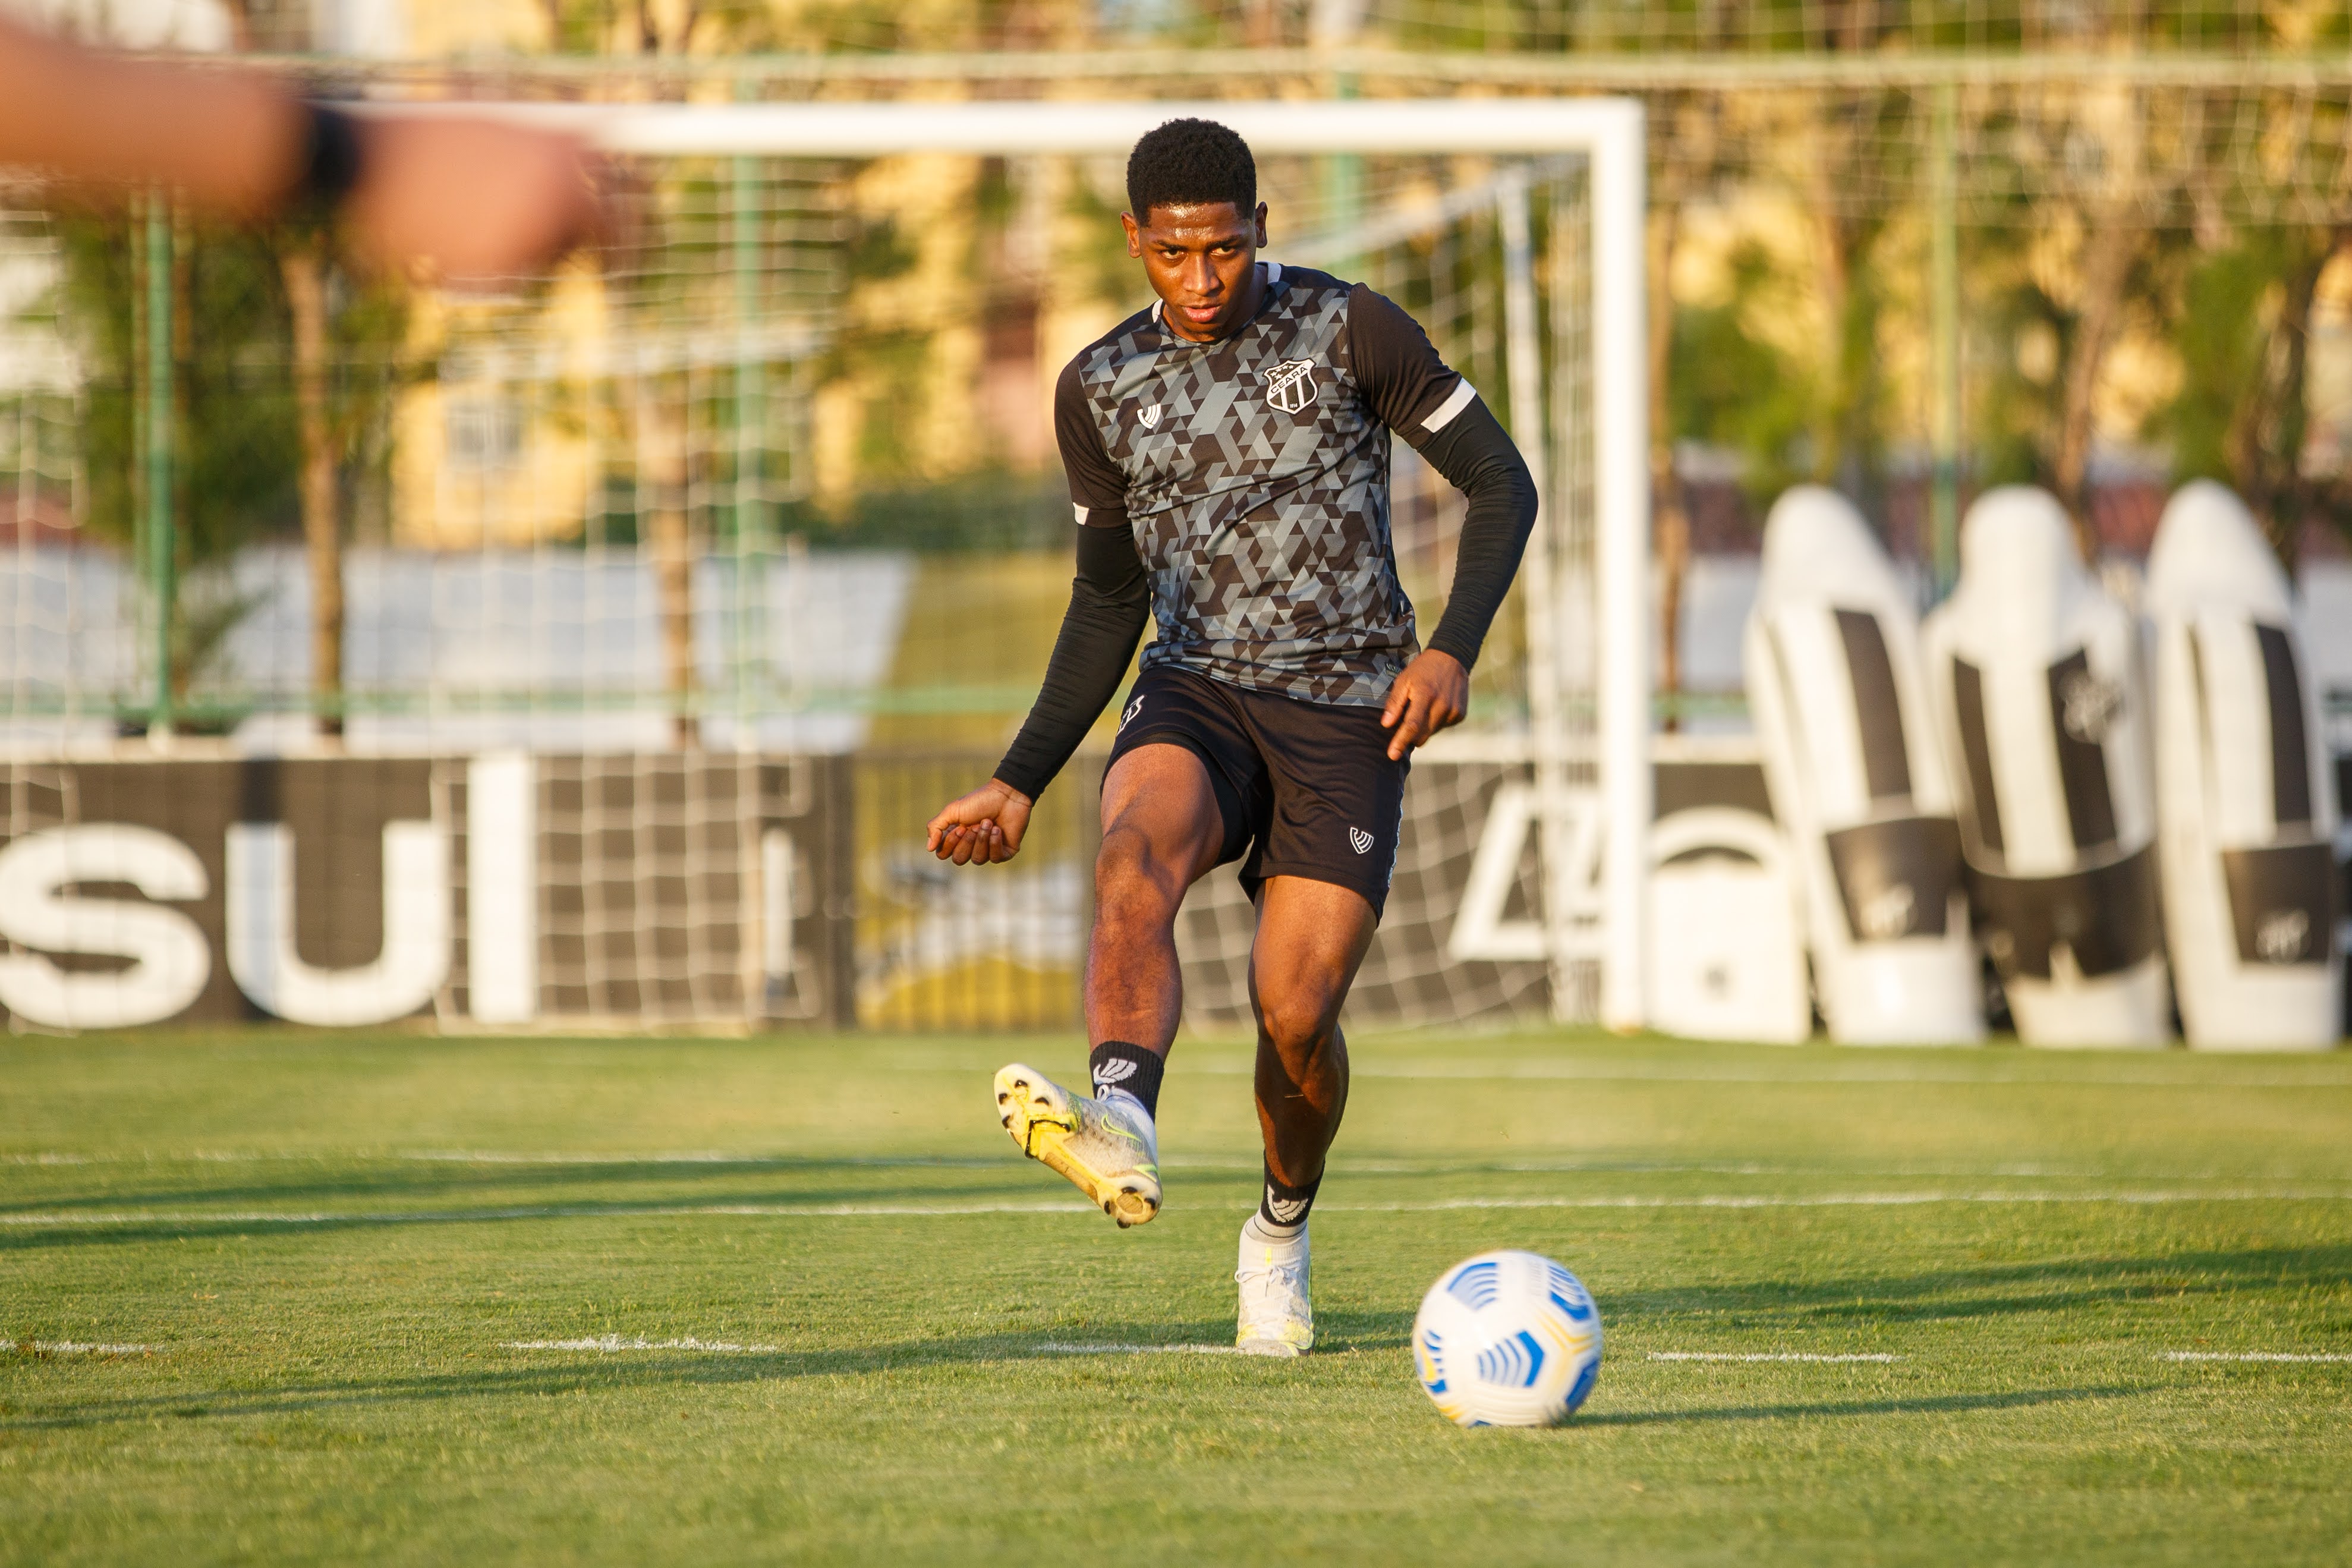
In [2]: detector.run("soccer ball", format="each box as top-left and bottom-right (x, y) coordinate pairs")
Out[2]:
(1412, 1249), (1602, 1428)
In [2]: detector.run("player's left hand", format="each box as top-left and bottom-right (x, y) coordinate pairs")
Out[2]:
(346, 115), (607, 282)
(1380, 649), (1469, 760)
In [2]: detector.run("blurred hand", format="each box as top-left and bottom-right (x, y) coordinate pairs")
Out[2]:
(925, 780), (1033, 866)
(1380, 648), (1468, 760)
(346, 115), (604, 282)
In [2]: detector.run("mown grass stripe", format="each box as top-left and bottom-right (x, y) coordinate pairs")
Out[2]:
(1647, 1352), (1899, 1363)
(503, 1337), (784, 1353)
(5, 1189), (2347, 1230)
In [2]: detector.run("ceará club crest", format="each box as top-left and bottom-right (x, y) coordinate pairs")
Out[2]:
(1262, 358), (1318, 414)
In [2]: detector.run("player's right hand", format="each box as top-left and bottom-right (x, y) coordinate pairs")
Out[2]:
(925, 780), (1032, 865)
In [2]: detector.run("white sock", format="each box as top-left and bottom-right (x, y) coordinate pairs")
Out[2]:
(1242, 1211), (1306, 1252)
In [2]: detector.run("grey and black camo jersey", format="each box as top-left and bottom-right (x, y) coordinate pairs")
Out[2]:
(1055, 263), (1476, 708)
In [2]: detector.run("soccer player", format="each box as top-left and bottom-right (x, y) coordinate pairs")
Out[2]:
(924, 118), (1537, 1355)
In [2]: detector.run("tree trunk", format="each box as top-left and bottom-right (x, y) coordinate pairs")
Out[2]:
(2054, 210), (2139, 562)
(1809, 145), (1855, 486)
(638, 381), (700, 748)
(281, 241), (344, 741)
(2230, 232), (2337, 570)
(1647, 95), (1721, 734)
(1649, 200), (1689, 732)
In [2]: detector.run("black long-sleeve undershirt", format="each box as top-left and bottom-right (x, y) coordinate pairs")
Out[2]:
(991, 521), (1151, 801)
(1418, 394), (1539, 670)
(991, 398), (1535, 802)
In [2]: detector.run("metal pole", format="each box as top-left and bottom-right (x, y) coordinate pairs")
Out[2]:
(144, 190), (175, 741)
(1312, 0), (1365, 276)
(1323, 72), (1363, 278)
(1498, 171), (1576, 1021)
(1930, 80), (1961, 599)
(731, 106), (764, 754)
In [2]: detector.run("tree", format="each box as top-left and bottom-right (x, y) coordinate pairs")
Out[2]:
(2159, 225), (2352, 570)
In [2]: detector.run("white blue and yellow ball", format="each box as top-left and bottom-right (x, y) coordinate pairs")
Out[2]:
(1412, 1249), (1602, 1428)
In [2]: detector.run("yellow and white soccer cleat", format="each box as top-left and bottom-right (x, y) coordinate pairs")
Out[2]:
(1236, 1219), (1314, 1356)
(993, 1062), (1161, 1228)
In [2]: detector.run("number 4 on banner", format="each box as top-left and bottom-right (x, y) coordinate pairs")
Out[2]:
(1447, 783), (1605, 964)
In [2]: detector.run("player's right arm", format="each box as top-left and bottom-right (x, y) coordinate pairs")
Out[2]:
(927, 361), (1150, 865)
(0, 12), (598, 279)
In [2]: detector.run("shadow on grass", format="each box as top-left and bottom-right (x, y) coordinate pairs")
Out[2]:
(0, 1155), (1076, 1221)
(0, 1325), (1260, 1431)
(1613, 1243), (2352, 1325)
(1579, 1384), (2137, 1428)
(1311, 1311), (1413, 1353)
(0, 1170), (1232, 1260)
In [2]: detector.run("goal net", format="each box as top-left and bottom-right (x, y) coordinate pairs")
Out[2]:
(0, 96), (1648, 1035)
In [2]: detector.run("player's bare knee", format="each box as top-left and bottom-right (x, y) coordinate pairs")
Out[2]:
(1094, 830), (1184, 929)
(1256, 991), (1343, 1066)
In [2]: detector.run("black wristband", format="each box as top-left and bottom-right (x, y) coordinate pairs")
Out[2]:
(289, 103), (367, 222)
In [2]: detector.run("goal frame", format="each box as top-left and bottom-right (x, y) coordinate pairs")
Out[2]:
(410, 96), (1653, 1031)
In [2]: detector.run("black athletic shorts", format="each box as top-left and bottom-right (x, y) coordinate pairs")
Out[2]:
(1107, 664), (1409, 919)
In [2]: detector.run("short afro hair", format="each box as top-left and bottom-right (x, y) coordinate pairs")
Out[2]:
(1126, 118), (1257, 222)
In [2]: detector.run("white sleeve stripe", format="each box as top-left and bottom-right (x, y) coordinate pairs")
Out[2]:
(1422, 377), (1478, 433)
(1073, 504), (1090, 525)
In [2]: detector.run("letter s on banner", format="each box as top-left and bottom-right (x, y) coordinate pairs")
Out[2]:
(0, 826), (211, 1028)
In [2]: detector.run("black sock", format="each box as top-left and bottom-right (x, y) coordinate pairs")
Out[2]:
(1258, 1163), (1322, 1232)
(1088, 1041), (1164, 1120)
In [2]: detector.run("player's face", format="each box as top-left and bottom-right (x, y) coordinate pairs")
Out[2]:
(1123, 200), (1271, 343)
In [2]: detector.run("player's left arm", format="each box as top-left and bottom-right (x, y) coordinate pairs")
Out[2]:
(0, 12), (601, 280)
(1346, 285), (1539, 760)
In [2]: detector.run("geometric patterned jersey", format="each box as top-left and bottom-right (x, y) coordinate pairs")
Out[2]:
(1054, 263), (1477, 707)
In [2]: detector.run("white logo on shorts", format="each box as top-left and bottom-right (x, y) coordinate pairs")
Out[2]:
(1264, 1191), (1309, 1224)
(1119, 694), (1146, 732)
(1137, 402), (1161, 429)
(1348, 826), (1374, 855)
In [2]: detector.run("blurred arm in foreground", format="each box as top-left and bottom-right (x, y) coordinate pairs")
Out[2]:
(0, 11), (602, 279)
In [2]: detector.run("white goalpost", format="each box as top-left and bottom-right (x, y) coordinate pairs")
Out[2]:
(438, 94), (1657, 1032)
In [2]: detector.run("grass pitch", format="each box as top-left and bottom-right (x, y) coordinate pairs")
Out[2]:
(4, 1028), (2350, 1565)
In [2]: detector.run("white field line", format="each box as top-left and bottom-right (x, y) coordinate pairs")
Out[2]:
(1647, 1352), (1898, 1363)
(399, 1151), (1012, 1168)
(504, 1337), (783, 1353)
(4, 1150), (2334, 1185)
(1188, 1062), (2352, 1089)
(8, 1340), (158, 1355)
(0, 1200), (1098, 1226)
(2160, 1352), (2352, 1363)
(496, 1336), (1245, 1358)
(515, 1345), (1891, 1363)
(5, 1189), (2350, 1229)
(1319, 1191), (2352, 1212)
(5, 1151), (1022, 1168)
